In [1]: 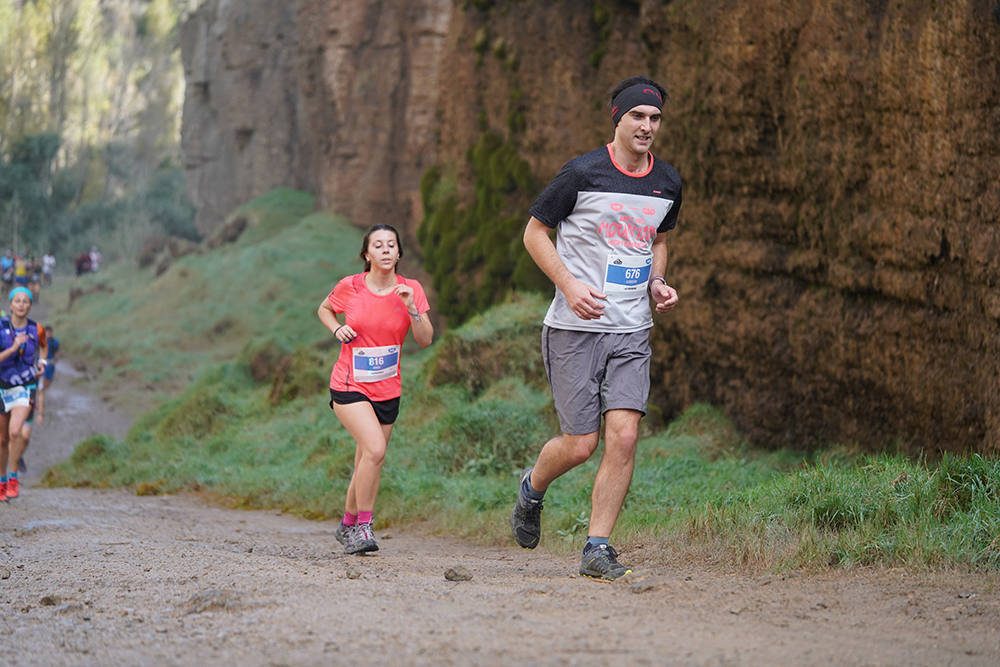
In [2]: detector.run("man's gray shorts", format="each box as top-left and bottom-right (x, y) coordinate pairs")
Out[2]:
(541, 325), (651, 435)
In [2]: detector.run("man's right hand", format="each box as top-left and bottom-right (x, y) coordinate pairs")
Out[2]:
(563, 279), (607, 320)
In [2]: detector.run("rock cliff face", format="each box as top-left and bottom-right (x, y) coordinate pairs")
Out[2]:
(180, 1), (313, 232)
(643, 0), (1000, 453)
(180, 0), (451, 238)
(181, 0), (1000, 453)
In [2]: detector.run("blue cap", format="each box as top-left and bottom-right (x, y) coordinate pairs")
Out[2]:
(8, 286), (32, 303)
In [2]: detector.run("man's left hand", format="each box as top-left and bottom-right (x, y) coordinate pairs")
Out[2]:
(651, 282), (679, 313)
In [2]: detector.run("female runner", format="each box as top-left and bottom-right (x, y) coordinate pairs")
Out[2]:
(0, 287), (47, 502)
(317, 224), (433, 553)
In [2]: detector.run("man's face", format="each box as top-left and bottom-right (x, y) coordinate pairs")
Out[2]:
(614, 104), (661, 156)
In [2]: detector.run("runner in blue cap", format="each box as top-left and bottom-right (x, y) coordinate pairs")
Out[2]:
(0, 286), (47, 501)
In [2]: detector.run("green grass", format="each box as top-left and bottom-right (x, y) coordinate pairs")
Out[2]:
(45, 189), (358, 413)
(41, 187), (1000, 572)
(682, 452), (1000, 570)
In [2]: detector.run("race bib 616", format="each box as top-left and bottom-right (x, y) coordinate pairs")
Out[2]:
(352, 345), (400, 383)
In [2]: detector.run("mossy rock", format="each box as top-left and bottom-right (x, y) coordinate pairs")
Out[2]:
(425, 293), (548, 394)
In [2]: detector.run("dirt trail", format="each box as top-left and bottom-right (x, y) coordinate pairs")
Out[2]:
(2, 350), (999, 664)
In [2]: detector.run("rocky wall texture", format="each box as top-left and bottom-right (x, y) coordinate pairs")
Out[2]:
(180, 0), (451, 238)
(180, 0), (314, 235)
(643, 0), (1000, 453)
(180, 0), (1000, 453)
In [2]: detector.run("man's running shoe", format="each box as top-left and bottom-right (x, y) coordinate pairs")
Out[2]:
(580, 543), (632, 581)
(510, 467), (543, 549)
(344, 522), (379, 554)
(6, 477), (18, 499)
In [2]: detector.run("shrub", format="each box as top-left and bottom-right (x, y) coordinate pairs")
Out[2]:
(427, 397), (552, 474)
(418, 131), (546, 323)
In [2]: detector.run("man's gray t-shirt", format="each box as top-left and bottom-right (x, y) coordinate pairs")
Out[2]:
(529, 144), (682, 333)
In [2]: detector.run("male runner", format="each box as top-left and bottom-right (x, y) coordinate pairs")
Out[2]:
(511, 75), (682, 580)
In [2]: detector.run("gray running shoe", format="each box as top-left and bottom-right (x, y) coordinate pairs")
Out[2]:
(510, 467), (543, 549)
(334, 522), (351, 546)
(345, 522), (379, 555)
(580, 544), (631, 581)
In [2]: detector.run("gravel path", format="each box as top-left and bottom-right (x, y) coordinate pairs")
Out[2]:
(2, 356), (999, 665)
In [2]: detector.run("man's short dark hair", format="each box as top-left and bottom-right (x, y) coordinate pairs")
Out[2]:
(609, 75), (668, 108)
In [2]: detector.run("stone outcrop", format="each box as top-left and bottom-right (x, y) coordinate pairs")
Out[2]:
(642, 1), (1000, 453)
(181, 1), (313, 234)
(180, 0), (451, 239)
(180, 0), (1000, 453)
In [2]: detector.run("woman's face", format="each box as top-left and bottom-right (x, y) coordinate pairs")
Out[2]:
(365, 229), (400, 271)
(9, 292), (31, 318)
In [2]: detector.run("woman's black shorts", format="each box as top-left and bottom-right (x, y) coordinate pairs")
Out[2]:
(329, 389), (400, 425)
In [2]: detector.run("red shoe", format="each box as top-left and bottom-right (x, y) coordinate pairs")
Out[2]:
(0, 481), (7, 503)
(6, 477), (18, 499)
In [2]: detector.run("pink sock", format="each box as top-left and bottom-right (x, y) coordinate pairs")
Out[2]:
(357, 510), (373, 525)
(342, 511), (358, 526)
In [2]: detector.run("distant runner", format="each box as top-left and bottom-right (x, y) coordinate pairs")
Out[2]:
(16, 367), (44, 476)
(1, 251), (13, 292)
(317, 224), (433, 554)
(89, 246), (102, 273)
(42, 253), (55, 286)
(0, 287), (47, 501)
(75, 253), (91, 276)
(20, 327), (58, 475)
(42, 326), (59, 390)
(13, 255), (27, 286)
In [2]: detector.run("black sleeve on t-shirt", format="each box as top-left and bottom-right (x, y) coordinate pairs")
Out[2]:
(659, 177), (682, 233)
(529, 160), (581, 229)
(530, 151), (683, 234)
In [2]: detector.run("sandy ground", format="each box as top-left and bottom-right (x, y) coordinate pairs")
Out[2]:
(1, 357), (999, 665)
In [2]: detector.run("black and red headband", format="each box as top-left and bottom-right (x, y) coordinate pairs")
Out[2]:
(610, 84), (663, 126)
